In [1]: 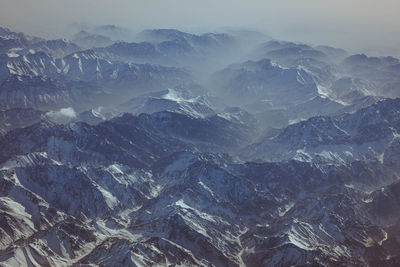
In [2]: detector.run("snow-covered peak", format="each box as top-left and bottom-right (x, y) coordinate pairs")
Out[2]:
(241, 98), (400, 163)
(118, 88), (216, 118)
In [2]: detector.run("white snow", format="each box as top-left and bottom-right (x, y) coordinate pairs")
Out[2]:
(7, 51), (19, 58)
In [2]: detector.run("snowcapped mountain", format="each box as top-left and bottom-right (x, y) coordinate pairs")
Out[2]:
(100, 41), (165, 64)
(0, 108), (46, 133)
(341, 54), (400, 98)
(30, 39), (81, 58)
(252, 40), (348, 67)
(0, 50), (194, 110)
(0, 75), (88, 110)
(71, 30), (114, 49)
(118, 88), (217, 118)
(0, 36), (28, 55)
(314, 45), (348, 61)
(0, 110), (254, 167)
(0, 27), (79, 58)
(210, 54), (394, 131)
(329, 77), (376, 101)
(1, 130), (399, 265)
(0, 27), (31, 55)
(0, 74), (104, 110)
(73, 107), (116, 125)
(94, 29), (237, 70)
(2, 26), (400, 267)
(0, 51), (61, 82)
(210, 58), (347, 124)
(241, 98), (400, 163)
(251, 40), (335, 67)
(138, 29), (234, 49)
(0, 48), (191, 85)
(211, 59), (320, 107)
(58, 50), (193, 94)
(93, 25), (133, 41)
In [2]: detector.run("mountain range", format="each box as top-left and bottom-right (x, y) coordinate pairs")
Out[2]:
(0, 25), (400, 266)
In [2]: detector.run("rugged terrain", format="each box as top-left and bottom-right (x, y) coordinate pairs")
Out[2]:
(0, 26), (400, 266)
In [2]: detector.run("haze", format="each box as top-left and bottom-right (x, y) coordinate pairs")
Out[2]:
(1, 0), (400, 55)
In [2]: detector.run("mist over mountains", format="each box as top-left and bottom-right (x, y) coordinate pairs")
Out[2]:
(2, 0), (400, 57)
(0, 23), (400, 266)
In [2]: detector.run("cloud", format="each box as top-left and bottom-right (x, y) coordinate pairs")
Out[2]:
(46, 107), (76, 122)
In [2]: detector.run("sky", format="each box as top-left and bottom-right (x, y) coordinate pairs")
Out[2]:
(1, 0), (400, 55)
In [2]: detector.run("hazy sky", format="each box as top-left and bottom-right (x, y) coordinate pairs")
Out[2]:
(1, 0), (400, 55)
